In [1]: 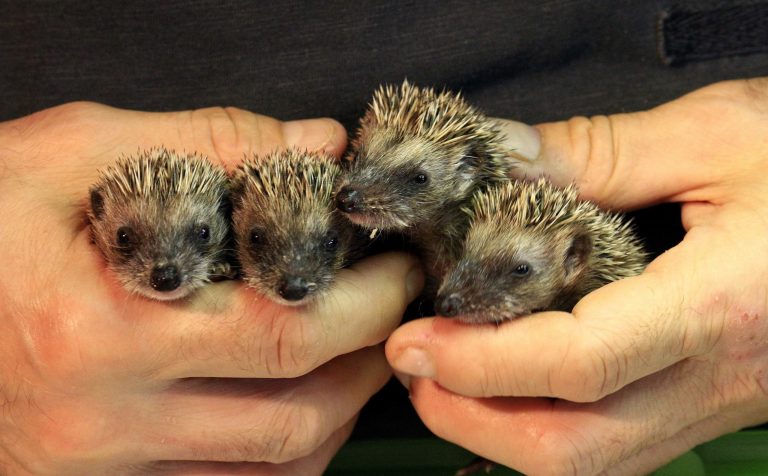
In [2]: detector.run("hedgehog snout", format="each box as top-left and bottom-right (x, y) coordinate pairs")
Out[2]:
(150, 264), (182, 292)
(336, 187), (363, 213)
(278, 276), (311, 302)
(435, 292), (464, 317)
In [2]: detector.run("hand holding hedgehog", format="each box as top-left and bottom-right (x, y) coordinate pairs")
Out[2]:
(435, 178), (647, 324)
(0, 102), (424, 475)
(387, 79), (768, 474)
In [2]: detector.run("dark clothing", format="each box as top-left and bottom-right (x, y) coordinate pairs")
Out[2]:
(2, 0), (766, 438)
(3, 1), (768, 128)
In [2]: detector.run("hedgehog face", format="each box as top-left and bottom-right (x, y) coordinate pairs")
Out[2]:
(234, 198), (355, 306)
(232, 150), (358, 306)
(336, 130), (479, 231)
(434, 223), (592, 324)
(89, 189), (231, 301)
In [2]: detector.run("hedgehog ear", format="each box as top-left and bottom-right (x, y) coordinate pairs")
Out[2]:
(563, 231), (592, 286)
(458, 144), (482, 172)
(89, 188), (105, 220)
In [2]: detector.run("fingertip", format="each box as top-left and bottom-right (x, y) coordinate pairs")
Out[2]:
(490, 117), (543, 179)
(281, 118), (347, 158)
(532, 117), (596, 191)
(392, 370), (412, 391)
(385, 317), (435, 363)
(389, 346), (436, 380)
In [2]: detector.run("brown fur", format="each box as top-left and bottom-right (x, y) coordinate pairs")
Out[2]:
(435, 179), (647, 324)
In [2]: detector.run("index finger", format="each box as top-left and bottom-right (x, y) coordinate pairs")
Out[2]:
(2, 102), (347, 199)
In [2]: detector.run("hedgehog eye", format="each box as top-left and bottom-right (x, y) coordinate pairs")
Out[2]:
(250, 227), (263, 246)
(198, 225), (210, 242)
(512, 263), (530, 277)
(116, 226), (135, 248)
(324, 231), (339, 252)
(413, 172), (429, 185)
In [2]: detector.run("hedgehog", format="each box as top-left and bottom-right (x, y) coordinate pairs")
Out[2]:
(335, 80), (520, 278)
(434, 178), (647, 324)
(231, 148), (366, 306)
(87, 148), (234, 301)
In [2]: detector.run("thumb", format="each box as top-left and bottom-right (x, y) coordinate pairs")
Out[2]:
(495, 78), (768, 209)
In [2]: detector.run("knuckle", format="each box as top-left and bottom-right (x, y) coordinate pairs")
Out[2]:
(191, 106), (278, 163)
(557, 335), (620, 402)
(199, 106), (241, 160)
(259, 314), (325, 378)
(186, 308), (326, 379)
(477, 357), (513, 397)
(244, 401), (327, 463)
(564, 114), (617, 203)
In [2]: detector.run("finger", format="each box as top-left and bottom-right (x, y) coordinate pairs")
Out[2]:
(496, 79), (768, 209)
(487, 117), (542, 179)
(101, 252), (423, 380)
(0, 102), (347, 198)
(386, 238), (724, 401)
(405, 355), (733, 476)
(136, 347), (385, 464)
(142, 417), (355, 475)
(34, 228), (421, 384)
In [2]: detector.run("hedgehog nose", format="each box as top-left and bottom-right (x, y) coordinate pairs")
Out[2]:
(279, 276), (310, 301)
(435, 293), (464, 317)
(336, 187), (362, 213)
(150, 265), (181, 292)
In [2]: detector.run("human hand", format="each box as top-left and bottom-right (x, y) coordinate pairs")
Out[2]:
(386, 78), (768, 474)
(0, 103), (424, 475)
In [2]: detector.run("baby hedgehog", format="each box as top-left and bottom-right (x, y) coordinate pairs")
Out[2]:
(231, 148), (364, 306)
(88, 148), (234, 301)
(335, 80), (518, 278)
(337, 80), (514, 230)
(435, 178), (647, 324)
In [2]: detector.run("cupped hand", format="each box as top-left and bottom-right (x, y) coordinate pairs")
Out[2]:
(386, 78), (768, 475)
(0, 103), (424, 475)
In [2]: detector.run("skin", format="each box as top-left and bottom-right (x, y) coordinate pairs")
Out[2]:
(386, 78), (768, 474)
(0, 102), (424, 475)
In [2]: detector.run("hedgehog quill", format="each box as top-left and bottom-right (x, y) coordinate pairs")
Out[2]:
(232, 148), (365, 306)
(87, 148), (234, 301)
(336, 80), (520, 278)
(435, 178), (647, 324)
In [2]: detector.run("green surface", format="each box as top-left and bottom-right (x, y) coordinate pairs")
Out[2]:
(326, 431), (768, 475)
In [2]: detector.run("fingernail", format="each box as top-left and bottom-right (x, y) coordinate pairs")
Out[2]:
(391, 347), (435, 378)
(490, 118), (541, 162)
(405, 265), (425, 301)
(393, 370), (412, 390)
(282, 118), (339, 153)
